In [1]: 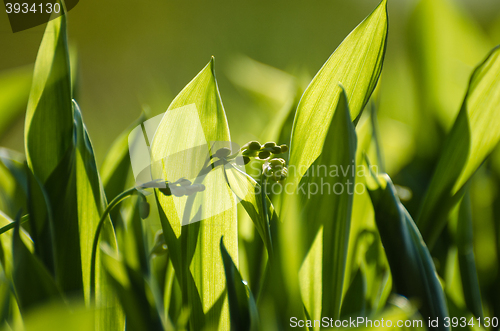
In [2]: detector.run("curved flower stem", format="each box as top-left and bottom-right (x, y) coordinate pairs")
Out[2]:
(260, 172), (274, 260)
(90, 187), (137, 302)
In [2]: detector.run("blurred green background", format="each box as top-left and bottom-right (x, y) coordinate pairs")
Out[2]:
(1, 0), (499, 164)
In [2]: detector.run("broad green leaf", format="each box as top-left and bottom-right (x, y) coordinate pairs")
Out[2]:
(368, 174), (449, 331)
(0, 66), (32, 138)
(24, 13), (83, 295)
(456, 192), (483, 319)
(151, 58), (237, 330)
(418, 46), (500, 246)
(24, 14), (73, 184)
(299, 88), (357, 323)
(288, 0), (387, 186)
(220, 238), (259, 331)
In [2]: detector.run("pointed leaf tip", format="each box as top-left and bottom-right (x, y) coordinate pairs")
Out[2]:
(288, 0), (388, 185)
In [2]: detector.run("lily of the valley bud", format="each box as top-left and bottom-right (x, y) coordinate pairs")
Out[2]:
(263, 158), (288, 182)
(243, 141), (261, 151)
(139, 195), (150, 219)
(259, 151), (271, 159)
(241, 140), (289, 159)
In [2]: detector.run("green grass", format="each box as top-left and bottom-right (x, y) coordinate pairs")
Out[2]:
(1, 0), (500, 330)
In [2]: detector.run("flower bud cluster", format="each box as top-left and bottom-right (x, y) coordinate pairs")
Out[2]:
(263, 158), (288, 182)
(241, 141), (289, 164)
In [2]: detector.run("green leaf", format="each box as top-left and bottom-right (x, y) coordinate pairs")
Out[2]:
(288, 0), (387, 186)
(26, 100), (125, 329)
(368, 174), (449, 331)
(0, 65), (32, 138)
(340, 268), (366, 318)
(73, 102), (124, 330)
(150, 58), (237, 330)
(0, 148), (27, 219)
(24, 14), (73, 184)
(299, 88), (357, 322)
(23, 13), (123, 329)
(456, 192), (483, 319)
(24, 13), (83, 296)
(418, 46), (500, 246)
(26, 170), (55, 275)
(12, 218), (63, 312)
(220, 237), (259, 331)
(101, 245), (163, 331)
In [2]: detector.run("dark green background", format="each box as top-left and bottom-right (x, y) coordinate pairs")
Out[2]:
(0, 0), (499, 162)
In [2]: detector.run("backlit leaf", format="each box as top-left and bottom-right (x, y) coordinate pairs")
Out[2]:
(150, 58), (237, 330)
(289, 0), (387, 186)
(299, 88), (357, 322)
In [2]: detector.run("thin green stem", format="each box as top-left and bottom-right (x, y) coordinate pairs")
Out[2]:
(0, 214), (29, 236)
(90, 187), (137, 302)
(260, 172), (274, 260)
